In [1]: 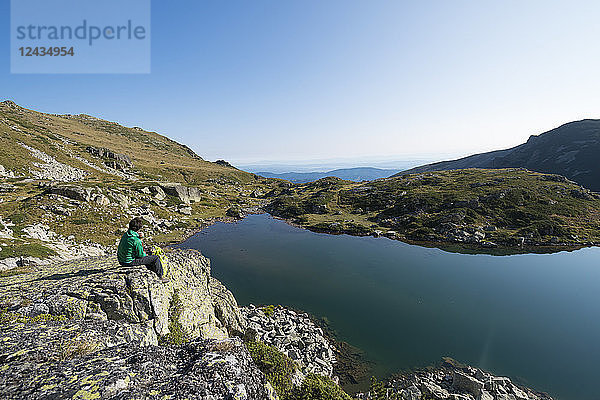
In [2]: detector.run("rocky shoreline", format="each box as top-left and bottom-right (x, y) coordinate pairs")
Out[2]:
(357, 358), (553, 400)
(242, 304), (338, 379)
(272, 213), (596, 256)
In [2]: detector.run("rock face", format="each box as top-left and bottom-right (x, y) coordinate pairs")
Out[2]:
(211, 277), (247, 337)
(357, 358), (553, 400)
(0, 249), (245, 341)
(45, 184), (94, 202)
(86, 146), (133, 170)
(398, 119), (600, 191)
(242, 305), (337, 378)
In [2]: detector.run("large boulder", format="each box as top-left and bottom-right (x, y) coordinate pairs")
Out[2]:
(160, 183), (203, 204)
(0, 249), (268, 399)
(452, 370), (484, 396)
(210, 277), (247, 337)
(46, 184), (93, 202)
(0, 249), (246, 341)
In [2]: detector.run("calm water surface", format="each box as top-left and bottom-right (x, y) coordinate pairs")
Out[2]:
(177, 214), (600, 400)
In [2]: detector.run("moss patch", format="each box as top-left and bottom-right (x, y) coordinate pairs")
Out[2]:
(0, 309), (67, 325)
(159, 291), (189, 345)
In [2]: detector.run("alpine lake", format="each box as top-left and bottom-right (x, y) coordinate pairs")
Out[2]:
(176, 214), (600, 400)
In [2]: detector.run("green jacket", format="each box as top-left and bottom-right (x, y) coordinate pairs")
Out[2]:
(117, 229), (147, 265)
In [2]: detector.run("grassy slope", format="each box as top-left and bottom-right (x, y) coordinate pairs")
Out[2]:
(0, 101), (255, 184)
(267, 169), (600, 251)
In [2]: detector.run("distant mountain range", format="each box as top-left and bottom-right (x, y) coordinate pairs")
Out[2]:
(256, 167), (400, 183)
(397, 119), (600, 191)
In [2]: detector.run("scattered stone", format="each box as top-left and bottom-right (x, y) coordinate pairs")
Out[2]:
(241, 305), (337, 379)
(20, 143), (88, 182)
(0, 164), (16, 178)
(357, 359), (553, 400)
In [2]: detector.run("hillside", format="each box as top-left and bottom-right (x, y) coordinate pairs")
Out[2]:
(0, 100), (255, 184)
(398, 120), (600, 191)
(256, 167), (399, 183)
(267, 169), (600, 252)
(0, 100), (273, 267)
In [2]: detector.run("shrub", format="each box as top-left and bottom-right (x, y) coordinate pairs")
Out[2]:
(263, 304), (276, 318)
(245, 340), (296, 398)
(288, 373), (353, 400)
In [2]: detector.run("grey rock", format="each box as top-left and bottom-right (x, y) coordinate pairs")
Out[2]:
(241, 305), (337, 378)
(46, 184), (93, 202)
(478, 390), (494, 400)
(160, 183), (203, 204)
(1, 326), (274, 400)
(86, 146), (133, 168)
(151, 185), (167, 200)
(453, 370), (484, 396)
(179, 206), (192, 215)
(210, 277), (247, 337)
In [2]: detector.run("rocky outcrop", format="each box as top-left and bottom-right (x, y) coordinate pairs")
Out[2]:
(242, 305), (337, 378)
(86, 146), (133, 170)
(0, 249), (276, 399)
(45, 184), (94, 202)
(358, 358), (553, 400)
(0, 249), (245, 341)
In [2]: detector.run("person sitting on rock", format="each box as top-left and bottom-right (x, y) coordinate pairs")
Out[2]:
(118, 217), (168, 282)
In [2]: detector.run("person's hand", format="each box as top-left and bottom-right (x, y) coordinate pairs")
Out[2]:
(138, 231), (144, 239)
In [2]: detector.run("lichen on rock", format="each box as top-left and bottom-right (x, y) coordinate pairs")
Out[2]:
(0, 248), (246, 342)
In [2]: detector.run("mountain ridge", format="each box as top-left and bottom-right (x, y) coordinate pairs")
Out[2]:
(397, 119), (600, 191)
(256, 167), (400, 183)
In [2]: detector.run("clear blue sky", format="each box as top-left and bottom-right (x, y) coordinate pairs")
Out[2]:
(2, 1), (600, 164)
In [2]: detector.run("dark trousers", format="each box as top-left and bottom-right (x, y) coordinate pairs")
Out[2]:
(125, 255), (164, 278)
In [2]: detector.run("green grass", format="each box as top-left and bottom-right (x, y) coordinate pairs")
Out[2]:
(0, 242), (57, 259)
(263, 304), (276, 317)
(0, 309), (67, 325)
(0, 266), (33, 278)
(245, 340), (353, 400)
